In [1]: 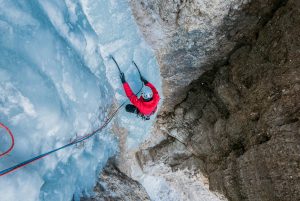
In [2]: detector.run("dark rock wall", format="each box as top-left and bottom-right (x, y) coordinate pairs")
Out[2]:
(131, 0), (289, 112)
(136, 0), (300, 200)
(81, 159), (150, 201)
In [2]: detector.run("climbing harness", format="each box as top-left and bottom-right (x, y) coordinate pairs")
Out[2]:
(0, 56), (143, 177)
(138, 106), (157, 121)
(0, 122), (15, 158)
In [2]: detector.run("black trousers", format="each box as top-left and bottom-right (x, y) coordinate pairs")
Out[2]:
(125, 104), (150, 120)
(125, 104), (138, 114)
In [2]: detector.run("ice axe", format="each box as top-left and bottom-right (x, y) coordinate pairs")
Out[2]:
(132, 61), (143, 80)
(110, 55), (123, 75)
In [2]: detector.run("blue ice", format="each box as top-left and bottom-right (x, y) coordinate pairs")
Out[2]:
(0, 0), (162, 200)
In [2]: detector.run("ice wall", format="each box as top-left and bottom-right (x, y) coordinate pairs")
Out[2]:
(0, 0), (161, 201)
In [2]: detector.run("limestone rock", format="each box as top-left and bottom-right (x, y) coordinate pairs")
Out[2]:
(81, 159), (150, 201)
(131, 0), (288, 111)
(136, 0), (300, 200)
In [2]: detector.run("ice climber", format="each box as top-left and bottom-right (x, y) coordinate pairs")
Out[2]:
(120, 72), (160, 120)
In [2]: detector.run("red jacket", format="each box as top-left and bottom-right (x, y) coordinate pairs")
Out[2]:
(123, 82), (160, 115)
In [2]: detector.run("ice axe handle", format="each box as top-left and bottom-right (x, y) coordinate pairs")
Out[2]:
(132, 61), (142, 79)
(111, 56), (122, 74)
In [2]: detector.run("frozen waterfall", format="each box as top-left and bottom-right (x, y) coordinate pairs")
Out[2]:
(0, 0), (161, 200)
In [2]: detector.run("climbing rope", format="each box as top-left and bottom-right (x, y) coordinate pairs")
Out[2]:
(0, 104), (120, 176)
(0, 122), (15, 158)
(0, 58), (144, 177)
(0, 95), (140, 177)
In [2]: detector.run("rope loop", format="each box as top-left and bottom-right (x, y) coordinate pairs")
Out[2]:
(0, 122), (15, 157)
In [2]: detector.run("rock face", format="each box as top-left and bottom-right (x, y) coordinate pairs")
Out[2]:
(131, 0), (289, 112)
(134, 0), (300, 200)
(85, 0), (299, 200)
(81, 159), (150, 201)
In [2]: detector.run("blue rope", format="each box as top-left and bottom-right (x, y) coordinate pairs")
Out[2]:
(0, 58), (144, 177)
(0, 101), (127, 177)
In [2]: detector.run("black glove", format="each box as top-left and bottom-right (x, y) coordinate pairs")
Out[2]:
(120, 72), (126, 83)
(140, 76), (148, 84)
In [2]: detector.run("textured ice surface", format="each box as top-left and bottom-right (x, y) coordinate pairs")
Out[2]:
(0, 0), (161, 201)
(139, 163), (226, 201)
